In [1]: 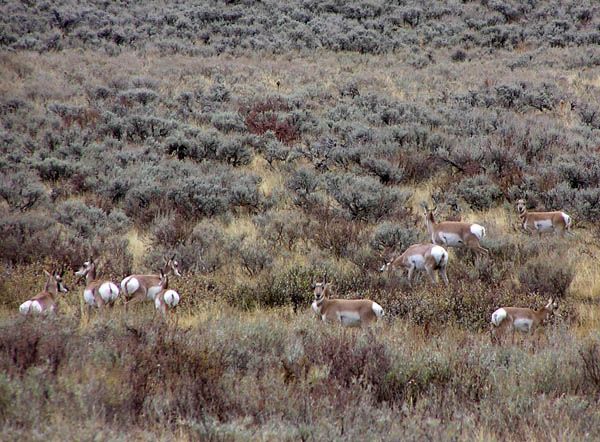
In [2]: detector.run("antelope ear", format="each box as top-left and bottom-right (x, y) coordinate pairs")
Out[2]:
(171, 253), (176, 260)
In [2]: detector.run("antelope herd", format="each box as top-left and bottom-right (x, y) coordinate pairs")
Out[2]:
(19, 198), (573, 343)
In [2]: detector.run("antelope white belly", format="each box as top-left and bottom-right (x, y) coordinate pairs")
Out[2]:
(534, 219), (553, 232)
(409, 254), (426, 269)
(147, 285), (162, 300)
(84, 289), (96, 306)
(337, 310), (362, 327)
(513, 318), (533, 333)
(437, 232), (462, 247)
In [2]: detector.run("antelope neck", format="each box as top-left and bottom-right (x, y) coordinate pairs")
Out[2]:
(85, 266), (97, 283)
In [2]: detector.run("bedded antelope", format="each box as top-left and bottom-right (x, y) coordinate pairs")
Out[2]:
(423, 205), (488, 255)
(76, 258), (120, 309)
(490, 298), (558, 344)
(154, 270), (181, 317)
(380, 243), (449, 286)
(19, 268), (68, 315)
(120, 255), (181, 310)
(311, 277), (384, 327)
(516, 199), (572, 237)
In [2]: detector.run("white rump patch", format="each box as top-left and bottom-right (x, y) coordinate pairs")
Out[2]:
(99, 282), (119, 303)
(437, 232), (462, 247)
(122, 277), (140, 297)
(31, 301), (43, 314)
(430, 246), (447, 266)
(163, 290), (180, 307)
(84, 289), (95, 306)
(470, 224), (485, 239)
(534, 219), (553, 232)
(513, 318), (533, 333)
(561, 212), (571, 227)
(337, 310), (362, 327)
(19, 300), (32, 315)
(491, 308), (507, 326)
(372, 302), (384, 318)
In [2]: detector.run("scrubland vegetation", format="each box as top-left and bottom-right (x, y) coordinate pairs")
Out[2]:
(2, 0), (600, 440)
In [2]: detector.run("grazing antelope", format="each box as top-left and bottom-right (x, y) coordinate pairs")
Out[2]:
(19, 268), (68, 315)
(380, 243), (449, 286)
(120, 255), (181, 309)
(490, 298), (558, 344)
(516, 199), (572, 237)
(311, 276), (384, 327)
(423, 205), (488, 255)
(154, 270), (181, 318)
(75, 258), (120, 309)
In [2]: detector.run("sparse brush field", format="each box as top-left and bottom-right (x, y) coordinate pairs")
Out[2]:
(2, 1), (600, 440)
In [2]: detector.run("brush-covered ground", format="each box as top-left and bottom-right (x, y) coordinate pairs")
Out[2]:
(2, 1), (600, 440)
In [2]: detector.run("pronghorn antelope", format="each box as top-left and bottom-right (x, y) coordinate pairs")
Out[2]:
(154, 270), (181, 317)
(312, 276), (384, 327)
(120, 255), (181, 309)
(19, 268), (68, 315)
(490, 298), (558, 344)
(75, 258), (120, 309)
(380, 243), (449, 286)
(423, 205), (488, 255)
(516, 199), (572, 237)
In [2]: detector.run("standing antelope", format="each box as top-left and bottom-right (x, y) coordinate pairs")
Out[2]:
(120, 255), (181, 309)
(490, 298), (558, 344)
(19, 268), (68, 315)
(76, 258), (120, 309)
(380, 243), (449, 286)
(154, 270), (181, 317)
(423, 205), (488, 255)
(516, 199), (572, 237)
(311, 276), (384, 327)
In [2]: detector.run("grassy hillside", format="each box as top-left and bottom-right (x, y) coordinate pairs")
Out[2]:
(2, 1), (600, 440)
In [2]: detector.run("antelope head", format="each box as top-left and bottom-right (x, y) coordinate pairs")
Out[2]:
(379, 254), (396, 272)
(516, 199), (527, 215)
(75, 258), (96, 282)
(45, 268), (69, 293)
(544, 298), (559, 314)
(312, 274), (331, 304)
(165, 254), (182, 277)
